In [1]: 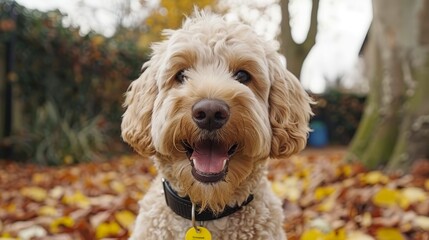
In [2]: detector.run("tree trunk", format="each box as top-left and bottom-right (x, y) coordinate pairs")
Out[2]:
(347, 0), (429, 172)
(279, 0), (319, 79)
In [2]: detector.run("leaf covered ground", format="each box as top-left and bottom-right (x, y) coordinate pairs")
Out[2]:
(0, 148), (428, 240)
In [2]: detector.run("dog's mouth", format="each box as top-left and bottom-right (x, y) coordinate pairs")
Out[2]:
(182, 140), (238, 183)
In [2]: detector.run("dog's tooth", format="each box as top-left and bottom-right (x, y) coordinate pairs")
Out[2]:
(223, 159), (228, 168)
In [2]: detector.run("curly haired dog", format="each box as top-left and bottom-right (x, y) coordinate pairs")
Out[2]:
(121, 11), (312, 240)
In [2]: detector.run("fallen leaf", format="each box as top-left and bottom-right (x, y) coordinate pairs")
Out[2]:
(372, 188), (399, 207)
(114, 210), (136, 231)
(62, 191), (90, 208)
(50, 216), (75, 233)
(347, 231), (374, 240)
(414, 216), (429, 231)
(314, 186), (336, 201)
(361, 212), (372, 228)
(38, 206), (59, 217)
(316, 196), (336, 212)
(401, 187), (427, 204)
(95, 221), (122, 239)
(17, 225), (47, 239)
(31, 173), (49, 185)
(110, 180), (126, 194)
(309, 218), (331, 233)
(49, 186), (65, 199)
(375, 228), (405, 240)
(20, 187), (48, 202)
(336, 164), (353, 178)
(300, 228), (325, 240)
(272, 177), (302, 202)
(360, 171), (388, 185)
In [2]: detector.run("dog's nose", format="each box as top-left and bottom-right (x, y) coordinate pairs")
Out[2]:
(192, 99), (230, 131)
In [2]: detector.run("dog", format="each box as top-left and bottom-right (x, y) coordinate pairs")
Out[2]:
(121, 10), (312, 240)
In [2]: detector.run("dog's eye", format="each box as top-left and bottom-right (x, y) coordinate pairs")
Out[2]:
(234, 70), (251, 84)
(175, 70), (186, 83)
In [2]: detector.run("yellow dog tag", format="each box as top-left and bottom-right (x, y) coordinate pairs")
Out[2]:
(185, 226), (212, 240)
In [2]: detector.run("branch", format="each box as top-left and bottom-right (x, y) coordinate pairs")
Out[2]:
(303, 0), (320, 51)
(279, 0), (294, 57)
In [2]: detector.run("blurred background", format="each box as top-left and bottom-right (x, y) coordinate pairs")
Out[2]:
(1, 0), (428, 171)
(1, 1), (429, 239)
(0, 0), (372, 165)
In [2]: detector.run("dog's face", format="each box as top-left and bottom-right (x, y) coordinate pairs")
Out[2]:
(122, 12), (312, 212)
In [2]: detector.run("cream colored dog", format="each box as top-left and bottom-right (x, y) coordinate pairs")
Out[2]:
(121, 11), (312, 240)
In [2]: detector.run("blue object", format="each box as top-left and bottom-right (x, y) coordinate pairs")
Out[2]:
(308, 120), (328, 147)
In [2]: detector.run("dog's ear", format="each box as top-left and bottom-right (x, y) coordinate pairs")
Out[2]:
(268, 54), (313, 158)
(121, 64), (157, 156)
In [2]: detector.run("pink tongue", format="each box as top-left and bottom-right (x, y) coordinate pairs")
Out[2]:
(191, 140), (228, 173)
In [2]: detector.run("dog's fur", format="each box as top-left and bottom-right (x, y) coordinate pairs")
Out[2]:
(121, 11), (312, 240)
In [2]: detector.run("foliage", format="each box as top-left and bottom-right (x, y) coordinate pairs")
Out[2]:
(12, 102), (106, 165)
(139, 0), (218, 46)
(0, 1), (147, 163)
(1, 151), (429, 239)
(310, 91), (366, 145)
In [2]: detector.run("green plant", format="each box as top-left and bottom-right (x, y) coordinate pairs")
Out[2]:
(14, 101), (106, 165)
(0, 1), (149, 163)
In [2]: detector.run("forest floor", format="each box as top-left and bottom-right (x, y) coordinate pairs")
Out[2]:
(0, 147), (429, 240)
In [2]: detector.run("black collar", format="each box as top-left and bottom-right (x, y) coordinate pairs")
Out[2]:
(162, 179), (254, 221)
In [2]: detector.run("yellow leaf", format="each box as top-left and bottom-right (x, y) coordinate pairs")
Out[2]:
(96, 221), (122, 239)
(114, 210), (136, 230)
(1, 232), (13, 238)
(38, 206), (58, 216)
(414, 216), (429, 230)
(63, 155), (74, 164)
(20, 187), (47, 202)
(272, 181), (287, 199)
(342, 165), (353, 177)
(375, 228), (404, 240)
(49, 186), (64, 199)
(50, 216), (75, 233)
(316, 197), (335, 212)
(300, 228), (325, 240)
(314, 186), (336, 201)
(360, 171), (388, 185)
(361, 212), (372, 227)
(336, 164), (353, 178)
(401, 187), (427, 204)
(324, 231), (337, 240)
(5, 203), (16, 213)
(272, 177), (301, 202)
(110, 181), (126, 194)
(298, 168), (310, 179)
(62, 191), (90, 208)
(31, 173), (47, 184)
(336, 228), (346, 240)
(347, 231), (374, 240)
(372, 188), (399, 207)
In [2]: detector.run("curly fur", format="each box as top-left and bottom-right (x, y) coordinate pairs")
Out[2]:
(121, 10), (312, 240)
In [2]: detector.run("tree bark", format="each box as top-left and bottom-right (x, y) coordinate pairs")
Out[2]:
(279, 0), (319, 78)
(347, 0), (429, 172)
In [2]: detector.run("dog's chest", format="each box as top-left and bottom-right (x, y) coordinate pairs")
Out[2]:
(129, 178), (286, 240)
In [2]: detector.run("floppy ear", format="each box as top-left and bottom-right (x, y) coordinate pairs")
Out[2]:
(121, 63), (157, 156)
(268, 54), (313, 158)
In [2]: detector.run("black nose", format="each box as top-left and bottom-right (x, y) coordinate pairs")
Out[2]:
(192, 99), (230, 131)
